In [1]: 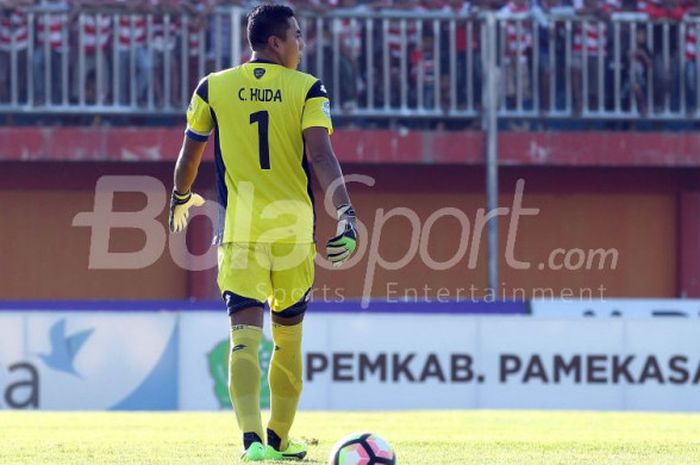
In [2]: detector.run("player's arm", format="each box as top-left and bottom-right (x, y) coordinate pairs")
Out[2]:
(302, 79), (358, 267)
(304, 127), (351, 209)
(169, 76), (213, 233)
(170, 136), (207, 233)
(304, 127), (358, 267)
(174, 136), (206, 194)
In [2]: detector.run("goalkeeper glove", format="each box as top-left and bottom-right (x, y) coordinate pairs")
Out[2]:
(326, 204), (358, 267)
(169, 190), (205, 233)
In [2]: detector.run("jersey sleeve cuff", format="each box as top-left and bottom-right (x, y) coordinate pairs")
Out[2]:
(302, 123), (334, 136)
(185, 127), (210, 142)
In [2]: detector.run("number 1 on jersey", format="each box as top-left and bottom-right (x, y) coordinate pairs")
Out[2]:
(250, 111), (270, 170)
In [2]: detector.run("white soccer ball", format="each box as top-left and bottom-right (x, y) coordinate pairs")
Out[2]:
(328, 432), (396, 465)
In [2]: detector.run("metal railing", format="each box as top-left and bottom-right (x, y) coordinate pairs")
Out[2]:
(2, 5), (700, 121)
(495, 10), (700, 120)
(298, 9), (482, 119)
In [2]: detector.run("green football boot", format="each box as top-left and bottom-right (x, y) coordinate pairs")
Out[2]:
(264, 429), (308, 461)
(240, 442), (266, 462)
(240, 433), (266, 462)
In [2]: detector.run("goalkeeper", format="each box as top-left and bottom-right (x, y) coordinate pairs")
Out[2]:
(168, 3), (357, 462)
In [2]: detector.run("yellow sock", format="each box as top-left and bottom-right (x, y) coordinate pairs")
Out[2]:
(268, 322), (303, 451)
(228, 325), (264, 444)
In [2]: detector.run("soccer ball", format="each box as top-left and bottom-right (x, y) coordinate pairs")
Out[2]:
(328, 432), (396, 465)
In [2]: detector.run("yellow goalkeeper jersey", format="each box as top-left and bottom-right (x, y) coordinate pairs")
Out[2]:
(185, 59), (333, 244)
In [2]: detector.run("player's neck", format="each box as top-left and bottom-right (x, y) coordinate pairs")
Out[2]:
(250, 51), (283, 66)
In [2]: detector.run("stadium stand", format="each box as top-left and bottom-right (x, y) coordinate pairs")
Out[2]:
(2, 0), (700, 128)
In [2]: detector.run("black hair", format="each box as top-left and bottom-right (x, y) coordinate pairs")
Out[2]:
(247, 4), (295, 51)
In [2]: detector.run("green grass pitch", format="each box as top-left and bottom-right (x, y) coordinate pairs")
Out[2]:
(1, 410), (699, 464)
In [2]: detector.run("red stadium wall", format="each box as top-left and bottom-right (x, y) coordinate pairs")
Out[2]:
(1, 128), (699, 300)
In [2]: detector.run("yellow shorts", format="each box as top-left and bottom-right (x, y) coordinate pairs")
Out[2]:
(217, 242), (315, 315)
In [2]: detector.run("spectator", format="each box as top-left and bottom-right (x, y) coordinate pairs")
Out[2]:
(206, 0), (236, 72)
(436, 1), (479, 110)
(627, 24), (652, 114)
(115, 0), (152, 106)
(74, 0), (112, 106)
(181, 0), (212, 96)
(499, 0), (534, 109)
(332, 0), (369, 110)
(151, 0), (181, 108)
(33, 0), (72, 105)
(483, 0), (507, 11)
(302, 0), (366, 106)
(572, 0), (607, 113)
(384, 0), (423, 108)
(410, 31), (437, 108)
(0, 0), (31, 105)
(645, 0), (685, 111)
(532, 0), (561, 111)
(684, 0), (700, 111)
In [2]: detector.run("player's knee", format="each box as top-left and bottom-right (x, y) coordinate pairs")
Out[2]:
(272, 289), (310, 325)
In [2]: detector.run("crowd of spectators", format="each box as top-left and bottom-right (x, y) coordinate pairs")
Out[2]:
(531, 0), (700, 116)
(2, 0), (700, 128)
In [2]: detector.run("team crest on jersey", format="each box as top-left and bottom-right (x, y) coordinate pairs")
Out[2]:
(254, 68), (266, 79)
